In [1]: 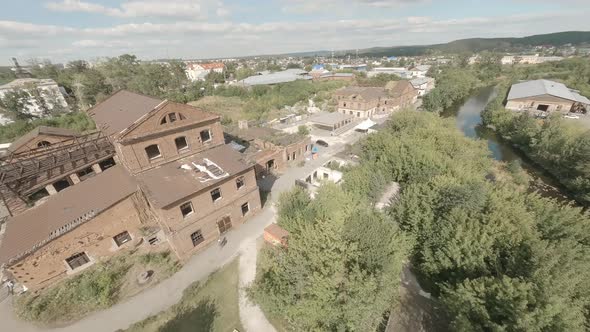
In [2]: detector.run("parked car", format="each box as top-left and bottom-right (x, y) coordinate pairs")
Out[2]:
(564, 114), (580, 119)
(315, 140), (329, 147)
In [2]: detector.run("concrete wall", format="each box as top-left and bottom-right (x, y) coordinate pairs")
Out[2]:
(6, 194), (146, 292)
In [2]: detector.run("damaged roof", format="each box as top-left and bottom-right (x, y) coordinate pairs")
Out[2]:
(0, 165), (138, 265)
(228, 126), (308, 147)
(136, 144), (252, 209)
(7, 126), (79, 152)
(333, 86), (388, 101)
(87, 90), (163, 136)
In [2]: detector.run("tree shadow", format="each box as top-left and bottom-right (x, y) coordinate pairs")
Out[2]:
(158, 298), (218, 332)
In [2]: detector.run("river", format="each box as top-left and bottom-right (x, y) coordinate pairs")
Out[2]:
(441, 86), (572, 202)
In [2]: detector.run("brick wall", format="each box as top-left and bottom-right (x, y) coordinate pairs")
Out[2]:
(116, 122), (225, 174)
(6, 194), (147, 292)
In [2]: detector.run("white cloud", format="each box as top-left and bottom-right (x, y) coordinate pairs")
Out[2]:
(2, 10), (590, 64)
(45, 0), (204, 19)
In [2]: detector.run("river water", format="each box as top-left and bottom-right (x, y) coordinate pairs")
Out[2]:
(441, 86), (572, 202)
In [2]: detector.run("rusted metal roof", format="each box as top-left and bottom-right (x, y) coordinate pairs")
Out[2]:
(136, 144), (252, 209)
(87, 90), (163, 137)
(0, 165), (138, 265)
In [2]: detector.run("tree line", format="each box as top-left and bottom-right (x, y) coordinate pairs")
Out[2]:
(252, 111), (590, 331)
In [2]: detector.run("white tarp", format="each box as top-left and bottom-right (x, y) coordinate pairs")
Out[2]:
(355, 119), (377, 131)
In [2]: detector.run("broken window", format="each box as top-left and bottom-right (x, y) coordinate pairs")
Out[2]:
(28, 188), (49, 203)
(241, 202), (250, 216)
(99, 157), (116, 170)
(236, 176), (245, 190)
(180, 201), (194, 218)
(113, 231), (131, 247)
(217, 216), (232, 234)
(160, 117), (167, 125)
(200, 129), (212, 142)
(53, 178), (71, 192)
(175, 136), (188, 152)
(65, 252), (90, 270)
(76, 167), (95, 181)
(145, 144), (161, 160)
(191, 230), (204, 247)
(37, 140), (51, 148)
(210, 188), (222, 202)
(168, 112), (177, 123)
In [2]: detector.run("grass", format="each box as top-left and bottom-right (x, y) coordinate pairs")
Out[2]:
(0, 112), (96, 143)
(123, 259), (243, 332)
(14, 250), (179, 327)
(189, 96), (247, 122)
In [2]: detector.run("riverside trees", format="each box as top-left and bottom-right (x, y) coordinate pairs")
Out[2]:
(253, 111), (590, 331)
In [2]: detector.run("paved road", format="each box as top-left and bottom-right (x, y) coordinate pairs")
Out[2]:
(0, 134), (360, 332)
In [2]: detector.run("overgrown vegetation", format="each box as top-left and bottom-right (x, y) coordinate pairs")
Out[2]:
(360, 111), (590, 331)
(482, 80), (590, 205)
(124, 259), (242, 332)
(15, 251), (179, 326)
(251, 184), (411, 331)
(0, 111), (95, 143)
(254, 111), (590, 331)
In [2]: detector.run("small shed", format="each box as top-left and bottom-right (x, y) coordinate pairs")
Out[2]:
(264, 224), (289, 247)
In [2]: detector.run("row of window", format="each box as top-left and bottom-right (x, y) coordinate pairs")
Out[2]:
(180, 176), (246, 218)
(189, 203), (250, 247)
(144, 129), (212, 161)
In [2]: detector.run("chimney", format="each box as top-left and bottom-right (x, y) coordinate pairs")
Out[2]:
(238, 120), (249, 130)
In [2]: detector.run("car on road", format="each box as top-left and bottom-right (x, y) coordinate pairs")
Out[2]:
(564, 114), (580, 119)
(315, 140), (329, 147)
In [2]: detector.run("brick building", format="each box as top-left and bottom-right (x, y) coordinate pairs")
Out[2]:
(226, 124), (311, 179)
(0, 90), (261, 290)
(333, 81), (417, 119)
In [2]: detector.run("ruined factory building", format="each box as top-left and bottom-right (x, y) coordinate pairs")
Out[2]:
(0, 90), (262, 291)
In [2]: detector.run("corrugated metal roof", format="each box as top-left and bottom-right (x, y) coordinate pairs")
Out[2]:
(507, 79), (587, 103)
(239, 70), (312, 86)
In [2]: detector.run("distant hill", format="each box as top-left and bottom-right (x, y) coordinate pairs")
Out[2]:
(282, 31), (590, 58)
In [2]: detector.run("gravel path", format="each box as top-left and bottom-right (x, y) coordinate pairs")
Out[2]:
(238, 235), (277, 332)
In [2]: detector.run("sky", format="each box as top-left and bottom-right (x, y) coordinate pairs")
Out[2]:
(1, 0), (590, 65)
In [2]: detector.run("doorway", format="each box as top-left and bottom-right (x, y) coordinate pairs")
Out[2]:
(217, 216), (232, 234)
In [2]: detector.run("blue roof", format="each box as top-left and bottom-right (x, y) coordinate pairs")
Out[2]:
(312, 64), (324, 70)
(387, 56), (397, 60)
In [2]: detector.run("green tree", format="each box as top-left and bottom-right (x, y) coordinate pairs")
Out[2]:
(253, 185), (410, 331)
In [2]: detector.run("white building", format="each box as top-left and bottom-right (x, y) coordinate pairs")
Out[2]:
(410, 77), (435, 96)
(408, 65), (431, 78)
(185, 62), (225, 82)
(0, 78), (69, 125)
(500, 54), (563, 65)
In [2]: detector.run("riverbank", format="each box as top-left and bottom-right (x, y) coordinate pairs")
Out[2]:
(441, 86), (583, 206)
(480, 85), (589, 207)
